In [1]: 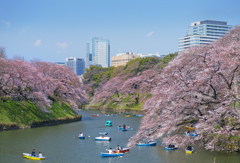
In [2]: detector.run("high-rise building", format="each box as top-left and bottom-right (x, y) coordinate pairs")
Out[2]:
(178, 20), (232, 52)
(86, 37), (110, 68)
(111, 52), (140, 67)
(86, 41), (92, 69)
(65, 57), (85, 76)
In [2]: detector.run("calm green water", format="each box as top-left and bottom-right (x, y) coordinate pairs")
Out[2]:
(0, 110), (239, 163)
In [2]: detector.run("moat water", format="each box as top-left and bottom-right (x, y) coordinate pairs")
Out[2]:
(0, 110), (239, 163)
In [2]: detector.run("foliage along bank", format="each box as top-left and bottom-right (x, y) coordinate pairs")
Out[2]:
(83, 52), (178, 111)
(0, 57), (87, 127)
(128, 26), (240, 152)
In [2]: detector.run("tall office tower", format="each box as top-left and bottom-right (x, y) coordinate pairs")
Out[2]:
(65, 57), (85, 76)
(86, 37), (110, 68)
(178, 20), (232, 52)
(86, 41), (92, 69)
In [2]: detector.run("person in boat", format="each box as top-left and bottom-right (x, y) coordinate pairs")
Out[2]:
(119, 124), (122, 127)
(108, 148), (114, 154)
(123, 124), (126, 129)
(38, 152), (42, 157)
(168, 144), (172, 148)
(126, 125), (130, 128)
(187, 146), (192, 150)
(116, 145), (123, 152)
(31, 149), (36, 156)
(78, 132), (84, 137)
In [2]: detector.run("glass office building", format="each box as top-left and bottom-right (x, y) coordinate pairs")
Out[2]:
(65, 57), (85, 76)
(86, 37), (110, 68)
(178, 20), (232, 52)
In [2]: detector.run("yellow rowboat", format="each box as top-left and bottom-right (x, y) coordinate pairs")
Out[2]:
(125, 115), (130, 117)
(185, 126), (195, 130)
(23, 153), (46, 160)
(185, 147), (194, 154)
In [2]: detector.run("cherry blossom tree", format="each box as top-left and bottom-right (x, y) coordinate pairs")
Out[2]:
(0, 58), (87, 110)
(128, 26), (240, 151)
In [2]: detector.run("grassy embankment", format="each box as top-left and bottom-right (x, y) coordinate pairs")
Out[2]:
(0, 100), (80, 127)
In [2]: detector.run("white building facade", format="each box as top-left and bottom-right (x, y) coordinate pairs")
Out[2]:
(86, 37), (110, 68)
(178, 20), (232, 52)
(65, 57), (85, 76)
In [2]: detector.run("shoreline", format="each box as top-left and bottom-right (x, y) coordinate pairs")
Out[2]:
(85, 105), (144, 115)
(0, 115), (82, 131)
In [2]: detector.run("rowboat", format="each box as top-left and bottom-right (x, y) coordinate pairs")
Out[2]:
(95, 136), (111, 141)
(185, 126), (195, 130)
(122, 128), (128, 131)
(185, 147), (194, 153)
(23, 153), (46, 160)
(132, 114), (143, 117)
(99, 132), (108, 135)
(117, 127), (130, 130)
(137, 141), (157, 146)
(105, 121), (112, 126)
(183, 132), (198, 136)
(101, 153), (123, 157)
(119, 112), (123, 115)
(165, 145), (178, 150)
(107, 148), (130, 153)
(105, 114), (110, 117)
(125, 115), (130, 117)
(92, 114), (99, 117)
(78, 136), (85, 139)
(111, 114), (116, 116)
(101, 111), (105, 113)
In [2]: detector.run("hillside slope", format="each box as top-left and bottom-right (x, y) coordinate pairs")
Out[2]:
(83, 52), (177, 111)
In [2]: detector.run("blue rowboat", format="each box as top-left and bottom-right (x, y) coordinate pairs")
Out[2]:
(101, 153), (123, 157)
(111, 114), (116, 116)
(119, 113), (123, 115)
(137, 141), (157, 146)
(105, 114), (110, 117)
(95, 136), (111, 141)
(122, 129), (128, 131)
(117, 127), (130, 130)
(165, 145), (178, 150)
(183, 132), (198, 136)
(132, 114), (143, 117)
(78, 136), (85, 139)
(99, 132), (108, 135)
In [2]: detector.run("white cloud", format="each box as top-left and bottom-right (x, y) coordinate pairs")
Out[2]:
(34, 39), (42, 46)
(146, 31), (154, 37)
(56, 42), (68, 49)
(2, 20), (10, 28)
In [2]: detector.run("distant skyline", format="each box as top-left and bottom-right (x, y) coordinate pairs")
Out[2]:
(0, 0), (240, 63)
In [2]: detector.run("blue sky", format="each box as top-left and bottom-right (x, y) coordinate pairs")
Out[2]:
(0, 0), (240, 63)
